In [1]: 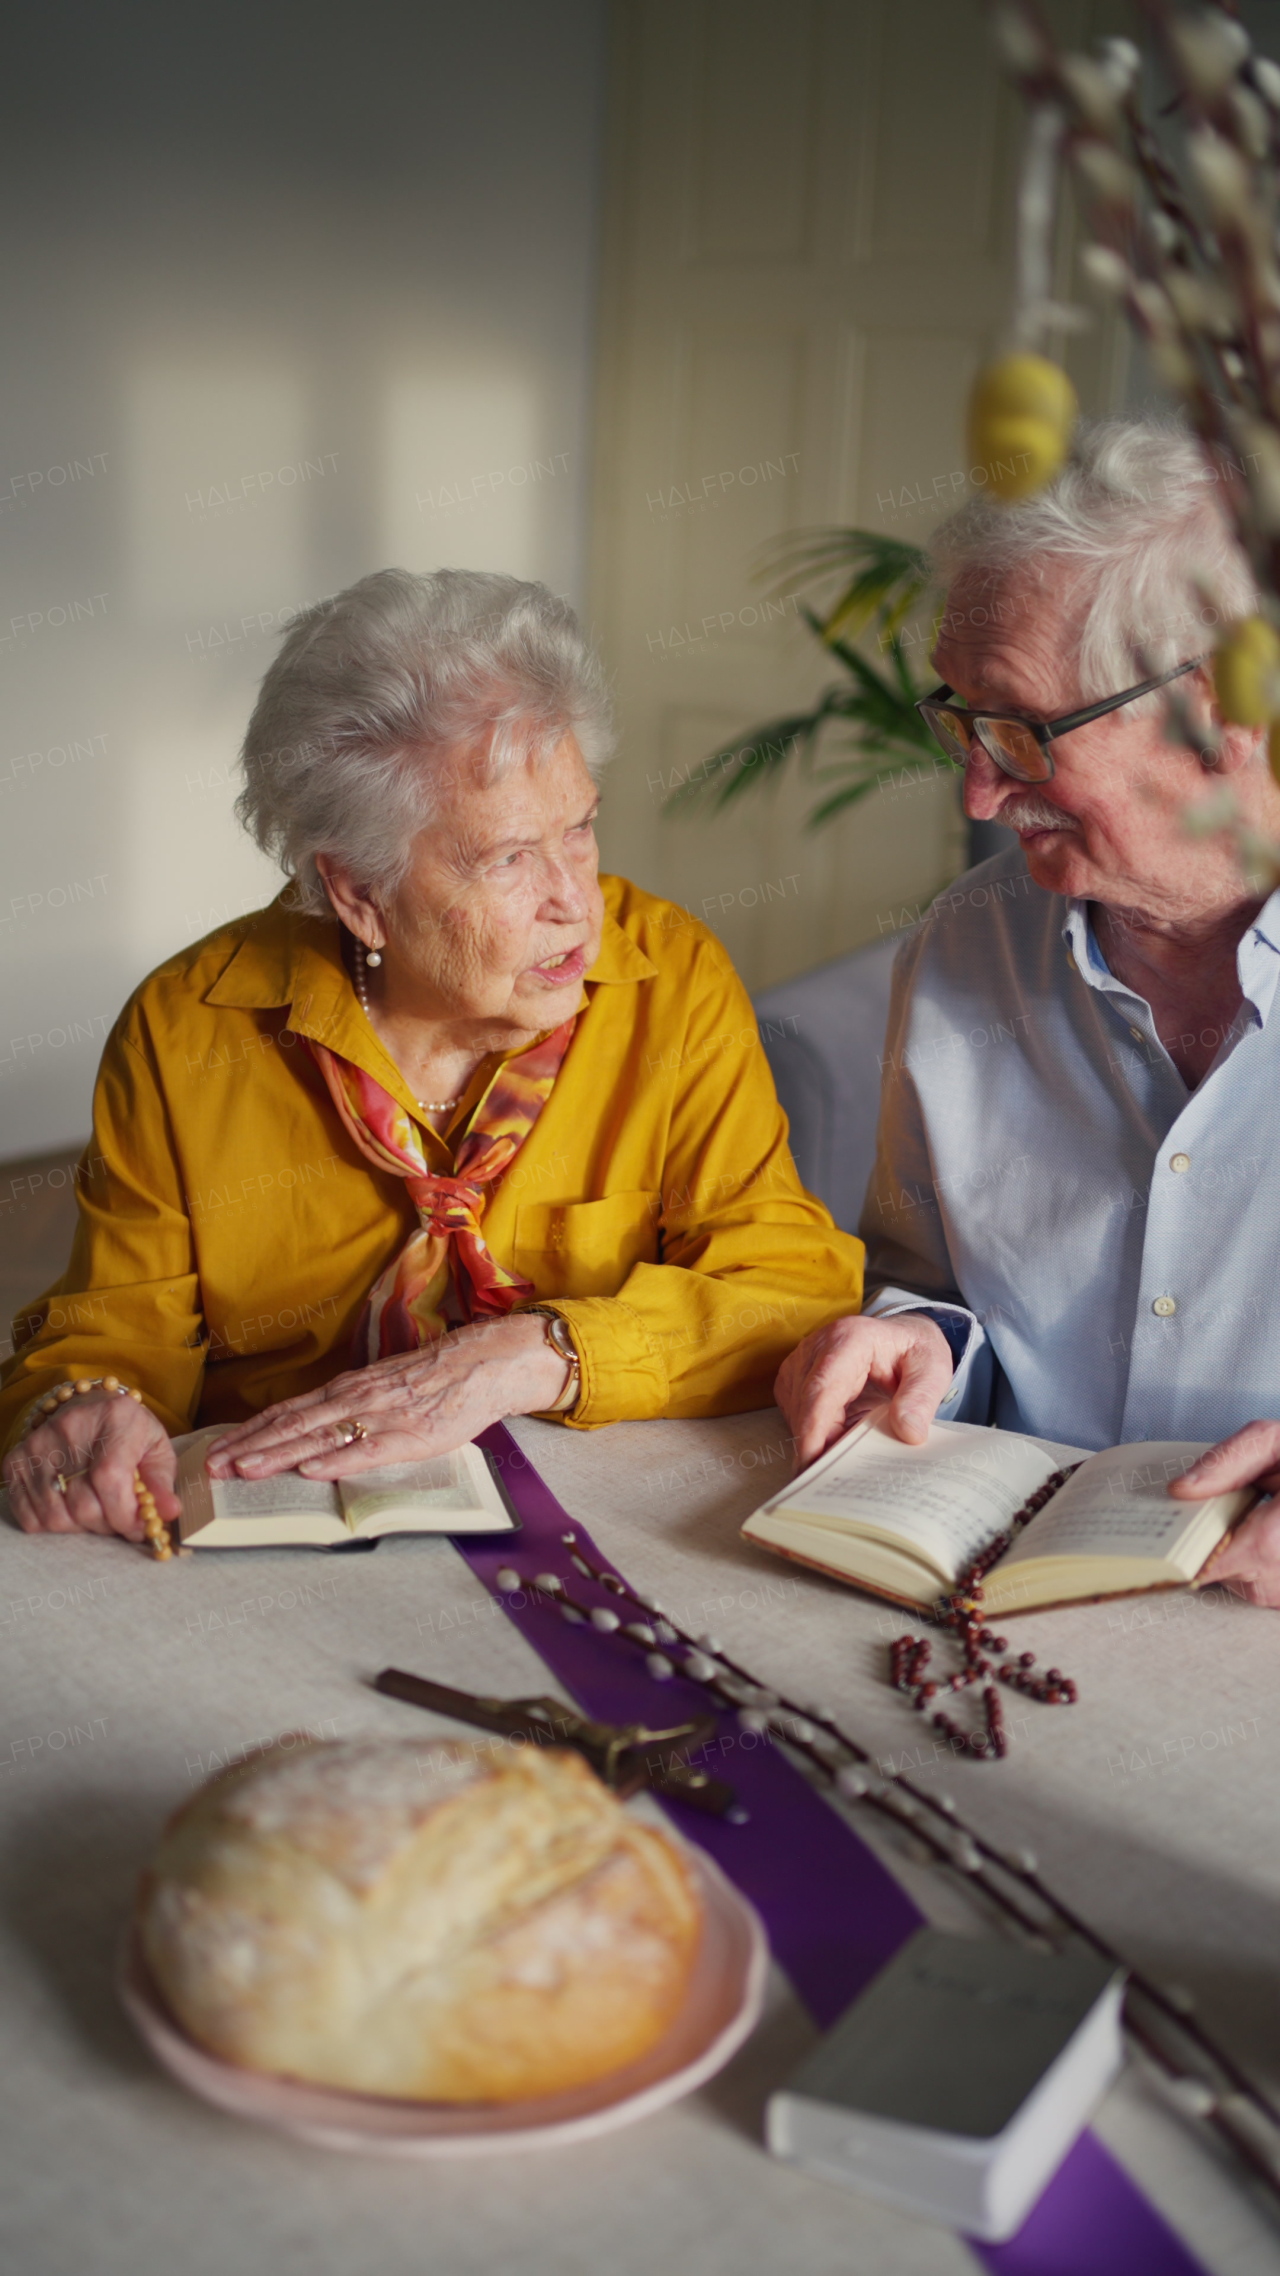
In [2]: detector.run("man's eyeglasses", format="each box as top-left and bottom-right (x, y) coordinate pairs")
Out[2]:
(915, 659), (1201, 785)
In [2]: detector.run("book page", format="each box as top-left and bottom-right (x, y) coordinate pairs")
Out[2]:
(211, 1470), (343, 1521)
(1000, 1441), (1215, 1566)
(766, 1420), (1086, 1584)
(174, 1427), (340, 1534)
(338, 1445), (509, 1531)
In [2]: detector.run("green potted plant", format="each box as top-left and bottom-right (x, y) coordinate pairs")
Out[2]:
(663, 530), (957, 830)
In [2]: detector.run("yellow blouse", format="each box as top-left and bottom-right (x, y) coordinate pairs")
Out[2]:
(0, 875), (864, 1449)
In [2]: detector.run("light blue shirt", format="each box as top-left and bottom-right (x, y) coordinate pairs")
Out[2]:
(862, 847), (1280, 1450)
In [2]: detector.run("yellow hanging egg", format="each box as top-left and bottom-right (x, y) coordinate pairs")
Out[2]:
(972, 415), (1070, 500)
(968, 355), (1078, 502)
(970, 353), (1078, 428)
(1215, 615), (1280, 726)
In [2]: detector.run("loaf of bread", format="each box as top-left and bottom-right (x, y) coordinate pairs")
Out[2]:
(136, 1736), (703, 2102)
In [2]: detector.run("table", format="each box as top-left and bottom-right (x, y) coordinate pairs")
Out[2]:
(2, 1409), (1278, 2276)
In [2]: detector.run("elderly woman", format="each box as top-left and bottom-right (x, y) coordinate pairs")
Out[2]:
(776, 419), (1280, 1604)
(2, 568), (863, 1543)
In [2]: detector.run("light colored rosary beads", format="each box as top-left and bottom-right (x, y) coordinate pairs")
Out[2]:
(134, 1470), (172, 1561)
(27, 1374), (144, 1429)
(25, 1375), (175, 1559)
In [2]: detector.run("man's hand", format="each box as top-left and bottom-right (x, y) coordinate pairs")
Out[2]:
(774, 1314), (955, 1470)
(204, 1313), (571, 1482)
(1170, 1421), (1280, 1607)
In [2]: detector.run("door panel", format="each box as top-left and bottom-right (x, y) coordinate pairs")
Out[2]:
(589, 0), (1130, 994)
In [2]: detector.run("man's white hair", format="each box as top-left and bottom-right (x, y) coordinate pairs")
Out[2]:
(236, 567), (614, 914)
(929, 417), (1257, 705)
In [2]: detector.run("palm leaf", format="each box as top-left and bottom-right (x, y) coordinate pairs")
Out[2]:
(800, 737), (957, 830)
(821, 560), (926, 646)
(758, 529), (929, 637)
(886, 626), (927, 708)
(805, 614), (934, 747)
(758, 527), (928, 595)
(666, 524), (947, 832)
(804, 774), (907, 828)
(662, 707), (831, 816)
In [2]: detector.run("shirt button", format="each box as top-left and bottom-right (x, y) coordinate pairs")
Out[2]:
(1129, 1025), (1144, 1042)
(1170, 1153), (1191, 1173)
(1152, 1295), (1177, 1317)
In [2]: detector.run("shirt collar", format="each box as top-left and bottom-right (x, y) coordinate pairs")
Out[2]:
(203, 894), (658, 1138)
(1061, 888), (1280, 1026)
(1248, 885), (1280, 960)
(1237, 886), (1280, 1024)
(1060, 898), (1112, 986)
(205, 897), (656, 1008)
(584, 911), (658, 985)
(204, 895), (374, 1049)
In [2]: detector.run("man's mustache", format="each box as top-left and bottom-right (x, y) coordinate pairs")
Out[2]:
(997, 794), (1075, 833)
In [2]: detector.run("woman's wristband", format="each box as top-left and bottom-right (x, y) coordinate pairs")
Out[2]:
(524, 1310), (581, 1416)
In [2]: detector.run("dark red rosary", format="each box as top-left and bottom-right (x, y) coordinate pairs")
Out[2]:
(888, 1464), (1081, 1759)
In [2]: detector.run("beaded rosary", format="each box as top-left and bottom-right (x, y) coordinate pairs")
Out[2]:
(888, 1463), (1083, 1759)
(24, 1377), (176, 1559)
(477, 1530), (1280, 2207)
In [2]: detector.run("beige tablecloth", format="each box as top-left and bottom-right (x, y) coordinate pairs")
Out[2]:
(1, 1409), (1277, 2276)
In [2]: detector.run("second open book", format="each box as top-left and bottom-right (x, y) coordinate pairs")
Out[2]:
(741, 1414), (1254, 1614)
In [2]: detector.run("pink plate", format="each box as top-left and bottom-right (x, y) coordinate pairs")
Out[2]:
(118, 1844), (768, 2155)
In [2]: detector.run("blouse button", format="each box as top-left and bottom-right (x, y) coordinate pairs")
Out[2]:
(1170, 1153), (1191, 1173)
(1152, 1295), (1177, 1317)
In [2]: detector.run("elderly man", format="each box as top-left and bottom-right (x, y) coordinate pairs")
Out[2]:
(777, 418), (1280, 1606)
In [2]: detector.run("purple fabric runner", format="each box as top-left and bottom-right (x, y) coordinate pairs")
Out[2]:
(465, 1425), (1209, 2276)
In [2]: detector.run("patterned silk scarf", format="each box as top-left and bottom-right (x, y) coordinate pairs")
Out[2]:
(308, 1018), (576, 1357)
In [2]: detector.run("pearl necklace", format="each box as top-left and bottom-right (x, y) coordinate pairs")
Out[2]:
(352, 940), (461, 1114)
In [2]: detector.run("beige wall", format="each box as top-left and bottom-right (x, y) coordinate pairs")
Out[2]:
(0, 0), (1144, 1168)
(588, 0), (1131, 993)
(0, 0), (608, 1161)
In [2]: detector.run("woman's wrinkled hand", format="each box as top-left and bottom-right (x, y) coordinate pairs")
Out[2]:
(774, 1313), (955, 1471)
(3, 1392), (179, 1540)
(1170, 1420), (1280, 1608)
(204, 1314), (572, 1482)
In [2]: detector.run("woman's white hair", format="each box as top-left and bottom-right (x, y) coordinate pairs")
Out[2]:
(929, 417), (1257, 707)
(236, 567), (614, 914)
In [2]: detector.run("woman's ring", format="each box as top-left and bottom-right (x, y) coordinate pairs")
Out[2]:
(52, 1470), (68, 1496)
(334, 1417), (370, 1447)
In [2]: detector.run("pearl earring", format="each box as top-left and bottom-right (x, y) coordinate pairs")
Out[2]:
(353, 939), (382, 1020)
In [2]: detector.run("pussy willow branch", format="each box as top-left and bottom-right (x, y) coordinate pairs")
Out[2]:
(1013, 102), (1072, 350)
(994, 1), (1280, 613)
(491, 1539), (1280, 2202)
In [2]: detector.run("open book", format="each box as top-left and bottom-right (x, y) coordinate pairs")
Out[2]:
(172, 1426), (516, 1549)
(741, 1414), (1255, 1615)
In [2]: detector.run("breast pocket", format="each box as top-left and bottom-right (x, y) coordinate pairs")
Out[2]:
(512, 1191), (660, 1299)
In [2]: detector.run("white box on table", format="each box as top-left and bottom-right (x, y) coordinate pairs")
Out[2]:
(766, 1928), (1125, 2242)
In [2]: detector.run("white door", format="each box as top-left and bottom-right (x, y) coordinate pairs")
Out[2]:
(588, 0), (1128, 991)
